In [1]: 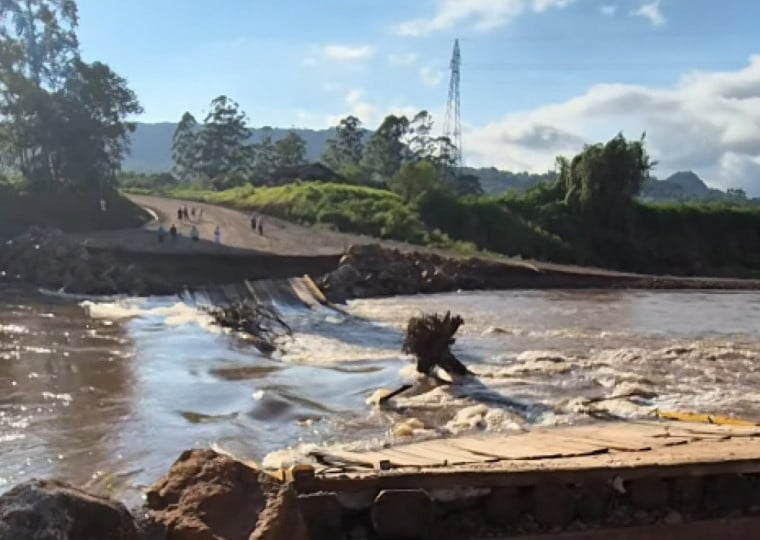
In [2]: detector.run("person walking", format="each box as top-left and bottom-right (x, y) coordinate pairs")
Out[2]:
(214, 225), (221, 244)
(190, 225), (199, 242)
(157, 225), (166, 243)
(177, 207), (183, 221)
(169, 224), (177, 239)
(257, 216), (264, 236)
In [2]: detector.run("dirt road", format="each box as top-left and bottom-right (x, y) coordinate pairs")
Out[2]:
(75, 194), (369, 256)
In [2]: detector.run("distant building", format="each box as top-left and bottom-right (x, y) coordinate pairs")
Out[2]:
(269, 162), (346, 186)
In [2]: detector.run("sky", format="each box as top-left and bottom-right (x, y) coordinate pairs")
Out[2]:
(76, 0), (760, 193)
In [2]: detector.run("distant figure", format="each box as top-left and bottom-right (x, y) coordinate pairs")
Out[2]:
(183, 206), (189, 220)
(169, 224), (177, 238)
(177, 207), (183, 221)
(198, 208), (203, 219)
(250, 213), (257, 231)
(99, 199), (107, 213)
(214, 225), (221, 244)
(157, 225), (166, 243)
(191, 207), (196, 218)
(190, 225), (199, 242)
(257, 216), (264, 236)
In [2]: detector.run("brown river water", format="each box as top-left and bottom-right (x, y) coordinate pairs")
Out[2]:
(2, 288), (760, 504)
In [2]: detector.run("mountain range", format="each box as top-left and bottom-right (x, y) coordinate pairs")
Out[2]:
(124, 123), (752, 204)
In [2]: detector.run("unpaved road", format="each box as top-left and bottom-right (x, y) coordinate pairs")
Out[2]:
(75, 194), (370, 256)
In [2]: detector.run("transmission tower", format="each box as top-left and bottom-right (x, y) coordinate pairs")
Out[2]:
(444, 39), (462, 166)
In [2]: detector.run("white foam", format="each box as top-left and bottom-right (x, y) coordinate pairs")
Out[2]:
(81, 300), (220, 333)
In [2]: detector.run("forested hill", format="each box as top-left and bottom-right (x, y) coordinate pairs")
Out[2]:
(124, 123), (337, 173)
(125, 123), (753, 204)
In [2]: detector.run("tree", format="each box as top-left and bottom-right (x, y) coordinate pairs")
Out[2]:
(171, 112), (198, 182)
(321, 115), (364, 170)
(196, 95), (252, 185)
(48, 59), (142, 187)
(449, 173), (483, 197)
(0, 0), (79, 88)
(557, 133), (654, 226)
(250, 134), (278, 185)
(274, 130), (306, 168)
(360, 114), (409, 183)
(389, 160), (442, 203)
(0, 0), (81, 187)
(405, 110), (435, 161)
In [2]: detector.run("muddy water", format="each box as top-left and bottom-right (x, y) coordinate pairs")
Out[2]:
(2, 289), (760, 502)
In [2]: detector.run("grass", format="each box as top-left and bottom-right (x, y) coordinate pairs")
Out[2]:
(162, 182), (434, 244)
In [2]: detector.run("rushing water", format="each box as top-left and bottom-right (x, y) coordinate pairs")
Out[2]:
(3, 288), (760, 503)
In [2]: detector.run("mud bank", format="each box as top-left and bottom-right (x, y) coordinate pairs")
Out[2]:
(318, 244), (760, 302)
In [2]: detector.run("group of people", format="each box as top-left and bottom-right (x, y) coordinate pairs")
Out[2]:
(177, 205), (203, 221)
(157, 222), (221, 244)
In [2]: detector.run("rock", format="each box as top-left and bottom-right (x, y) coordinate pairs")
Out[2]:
(145, 449), (307, 540)
(371, 489), (435, 539)
(297, 492), (343, 540)
(333, 263), (361, 285)
(0, 478), (140, 540)
(251, 483), (309, 540)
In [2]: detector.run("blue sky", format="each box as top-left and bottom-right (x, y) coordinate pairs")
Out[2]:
(76, 0), (760, 192)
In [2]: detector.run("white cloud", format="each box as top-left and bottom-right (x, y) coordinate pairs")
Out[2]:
(388, 52), (418, 66)
(600, 4), (616, 16)
(466, 56), (760, 195)
(320, 44), (375, 62)
(395, 0), (575, 36)
(632, 0), (666, 27)
(420, 65), (445, 87)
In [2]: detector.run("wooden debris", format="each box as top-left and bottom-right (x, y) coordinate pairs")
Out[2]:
(203, 301), (291, 353)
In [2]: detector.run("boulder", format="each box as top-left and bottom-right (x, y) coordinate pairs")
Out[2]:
(145, 449), (307, 540)
(0, 479), (140, 540)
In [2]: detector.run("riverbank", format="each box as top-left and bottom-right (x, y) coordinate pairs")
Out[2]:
(318, 244), (760, 303)
(4, 224), (760, 297)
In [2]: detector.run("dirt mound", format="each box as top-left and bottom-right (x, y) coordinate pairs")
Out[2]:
(0, 479), (140, 539)
(145, 449), (307, 540)
(319, 243), (540, 302)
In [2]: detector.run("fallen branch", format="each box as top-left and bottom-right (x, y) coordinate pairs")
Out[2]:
(202, 301), (291, 353)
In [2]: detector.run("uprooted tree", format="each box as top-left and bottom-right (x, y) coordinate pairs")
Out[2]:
(203, 301), (291, 353)
(403, 311), (471, 378)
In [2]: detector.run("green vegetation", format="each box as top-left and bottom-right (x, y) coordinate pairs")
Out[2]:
(144, 128), (760, 278)
(0, 0), (147, 232)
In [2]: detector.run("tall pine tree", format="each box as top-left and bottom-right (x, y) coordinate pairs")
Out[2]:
(171, 112), (198, 182)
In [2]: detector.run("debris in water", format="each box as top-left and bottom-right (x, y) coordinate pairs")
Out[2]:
(379, 311), (472, 405)
(202, 301), (291, 353)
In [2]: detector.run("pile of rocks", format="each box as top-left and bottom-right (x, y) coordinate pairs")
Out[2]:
(0, 449), (307, 540)
(0, 226), (162, 295)
(318, 244), (540, 302)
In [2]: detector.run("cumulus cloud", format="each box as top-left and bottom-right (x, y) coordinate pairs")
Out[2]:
(420, 65), (445, 87)
(632, 0), (666, 27)
(467, 56), (760, 195)
(395, 0), (576, 36)
(600, 4), (616, 16)
(320, 44), (375, 62)
(388, 52), (418, 66)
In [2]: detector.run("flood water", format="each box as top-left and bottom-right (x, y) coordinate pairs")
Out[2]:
(3, 288), (760, 503)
